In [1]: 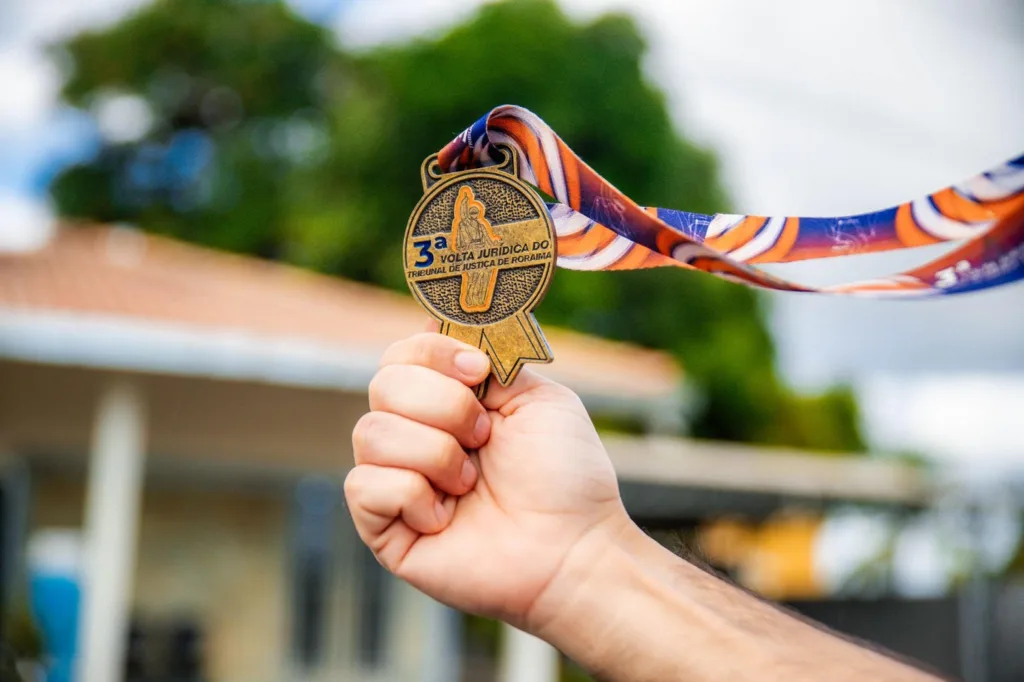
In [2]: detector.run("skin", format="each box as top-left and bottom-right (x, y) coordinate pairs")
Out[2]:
(345, 332), (943, 682)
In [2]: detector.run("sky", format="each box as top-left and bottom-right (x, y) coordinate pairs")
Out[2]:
(1, 0), (1022, 468)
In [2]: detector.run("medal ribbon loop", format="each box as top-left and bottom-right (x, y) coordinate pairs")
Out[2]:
(437, 105), (1024, 298)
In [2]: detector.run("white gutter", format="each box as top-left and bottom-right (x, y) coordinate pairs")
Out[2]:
(0, 308), (685, 423)
(0, 308), (379, 392)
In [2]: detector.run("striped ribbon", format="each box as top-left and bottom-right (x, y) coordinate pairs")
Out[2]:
(437, 105), (1024, 297)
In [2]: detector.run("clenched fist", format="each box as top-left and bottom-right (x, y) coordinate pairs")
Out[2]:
(344, 331), (629, 630)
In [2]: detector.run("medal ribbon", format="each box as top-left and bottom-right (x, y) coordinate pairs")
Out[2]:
(437, 105), (1024, 297)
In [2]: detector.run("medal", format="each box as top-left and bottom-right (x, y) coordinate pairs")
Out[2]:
(404, 106), (1023, 393)
(404, 145), (556, 398)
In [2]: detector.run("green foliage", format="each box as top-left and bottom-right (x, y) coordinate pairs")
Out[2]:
(3, 597), (43, 661)
(1007, 534), (1024, 576)
(52, 0), (339, 257)
(49, 0), (864, 451)
(755, 384), (866, 452)
(561, 658), (594, 682)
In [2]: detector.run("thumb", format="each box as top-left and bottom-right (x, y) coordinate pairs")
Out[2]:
(481, 367), (571, 415)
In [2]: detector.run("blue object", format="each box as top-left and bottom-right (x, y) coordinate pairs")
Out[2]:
(29, 573), (80, 682)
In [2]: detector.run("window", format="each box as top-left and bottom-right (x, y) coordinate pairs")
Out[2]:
(289, 475), (339, 670)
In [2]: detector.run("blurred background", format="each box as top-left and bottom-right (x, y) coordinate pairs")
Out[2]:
(0, 0), (1022, 680)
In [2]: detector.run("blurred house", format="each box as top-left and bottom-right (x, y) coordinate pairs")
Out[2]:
(0, 225), (681, 682)
(0, 226), (937, 682)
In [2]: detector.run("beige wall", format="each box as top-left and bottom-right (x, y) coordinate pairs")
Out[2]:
(31, 472), (295, 682)
(0, 361), (365, 473)
(133, 486), (291, 682)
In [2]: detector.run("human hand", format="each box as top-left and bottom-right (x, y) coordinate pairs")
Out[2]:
(346, 333), (946, 682)
(344, 331), (631, 630)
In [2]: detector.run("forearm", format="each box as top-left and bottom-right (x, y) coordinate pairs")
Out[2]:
(532, 523), (942, 682)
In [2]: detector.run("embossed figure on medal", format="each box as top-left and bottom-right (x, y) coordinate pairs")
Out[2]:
(404, 146), (557, 398)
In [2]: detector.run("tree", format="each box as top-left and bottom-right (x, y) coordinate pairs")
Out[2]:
(52, 0), (338, 258)
(50, 0), (864, 451)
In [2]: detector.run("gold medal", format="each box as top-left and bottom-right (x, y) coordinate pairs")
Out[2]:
(404, 146), (556, 398)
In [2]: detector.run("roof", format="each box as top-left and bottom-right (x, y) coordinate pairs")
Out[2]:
(0, 225), (681, 412)
(605, 435), (933, 516)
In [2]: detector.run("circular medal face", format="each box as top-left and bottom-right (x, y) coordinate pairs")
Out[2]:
(403, 169), (556, 326)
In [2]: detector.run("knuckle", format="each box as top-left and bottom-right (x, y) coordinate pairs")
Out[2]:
(400, 470), (428, 500)
(351, 412), (384, 456)
(378, 339), (401, 369)
(416, 333), (453, 371)
(430, 433), (461, 473)
(409, 340), (438, 370)
(380, 333), (443, 370)
(343, 467), (366, 501)
(367, 365), (399, 404)
(428, 340), (451, 370)
(366, 372), (384, 404)
(455, 385), (478, 417)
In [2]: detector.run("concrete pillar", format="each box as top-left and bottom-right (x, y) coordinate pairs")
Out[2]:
(77, 380), (146, 682)
(384, 579), (422, 680)
(498, 624), (559, 682)
(958, 502), (991, 682)
(372, 577), (464, 682)
(381, 580), (463, 682)
(419, 600), (461, 682)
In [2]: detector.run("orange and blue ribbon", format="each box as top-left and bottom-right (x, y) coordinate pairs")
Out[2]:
(437, 105), (1024, 297)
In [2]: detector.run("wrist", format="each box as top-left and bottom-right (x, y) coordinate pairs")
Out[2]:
(524, 516), (766, 681)
(523, 514), (673, 672)
(521, 514), (945, 682)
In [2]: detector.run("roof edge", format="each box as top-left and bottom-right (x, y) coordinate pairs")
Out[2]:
(0, 307), (685, 422)
(603, 434), (933, 506)
(0, 307), (378, 392)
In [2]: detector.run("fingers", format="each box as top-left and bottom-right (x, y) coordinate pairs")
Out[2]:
(345, 465), (453, 564)
(353, 411), (478, 495)
(380, 331), (491, 386)
(369, 363), (490, 448)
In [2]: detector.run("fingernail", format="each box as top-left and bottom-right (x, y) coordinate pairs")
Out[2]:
(434, 498), (447, 525)
(460, 458), (477, 488)
(473, 413), (490, 443)
(454, 350), (489, 377)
